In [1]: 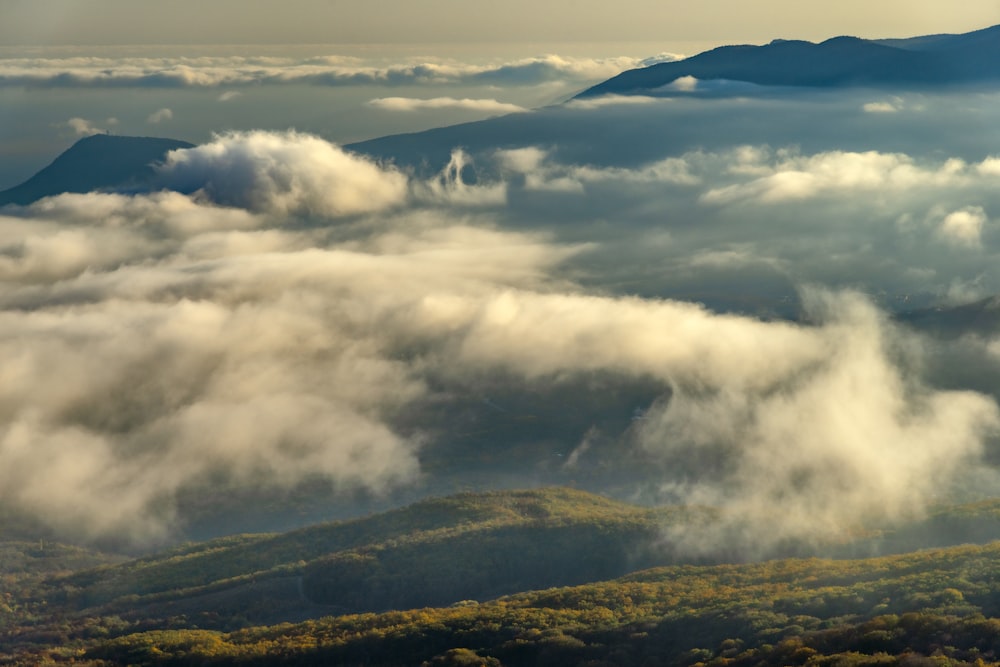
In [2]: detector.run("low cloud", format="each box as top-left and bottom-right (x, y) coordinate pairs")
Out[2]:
(863, 100), (900, 113)
(700, 149), (972, 204)
(497, 146), (698, 192)
(666, 75), (699, 92)
(4, 129), (1000, 557)
(61, 117), (102, 136)
(154, 130), (409, 217)
(565, 94), (664, 110)
(0, 53), (654, 89)
(639, 291), (998, 557)
(939, 206), (987, 247)
(146, 107), (173, 124)
(415, 149), (508, 206)
(367, 96), (527, 114)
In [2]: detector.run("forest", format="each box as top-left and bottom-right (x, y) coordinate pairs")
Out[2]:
(6, 488), (1000, 665)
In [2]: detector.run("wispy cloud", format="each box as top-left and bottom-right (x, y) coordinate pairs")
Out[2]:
(565, 94), (664, 110)
(367, 96), (526, 114)
(146, 107), (173, 124)
(0, 53), (653, 89)
(62, 117), (101, 136)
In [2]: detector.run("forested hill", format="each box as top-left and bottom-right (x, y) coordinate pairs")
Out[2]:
(4, 488), (708, 639)
(10, 490), (1000, 664)
(35, 541), (1000, 666)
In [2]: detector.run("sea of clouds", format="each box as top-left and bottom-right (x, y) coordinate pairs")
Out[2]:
(4, 111), (1000, 554)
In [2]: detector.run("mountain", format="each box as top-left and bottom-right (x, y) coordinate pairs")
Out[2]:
(16, 488), (703, 631)
(42, 541), (1000, 666)
(577, 24), (1000, 98)
(10, 490), (1000, 664)
(0, 134), (193, 206)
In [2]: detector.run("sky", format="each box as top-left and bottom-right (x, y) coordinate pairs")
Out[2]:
(2, 0), (1000, 189)
(1, 0), (999, 47)
(5, 1), (1000, 556)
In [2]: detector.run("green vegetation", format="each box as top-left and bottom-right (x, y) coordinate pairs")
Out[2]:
(9, 488), (1000, 665)
(35, 542), (1000, 666)
(48, 488), (698, 620)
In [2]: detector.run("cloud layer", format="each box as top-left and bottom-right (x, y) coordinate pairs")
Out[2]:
(367, 97), (527, 114)
(3, 129), (1000, 557)
(0, 53), (659, 89)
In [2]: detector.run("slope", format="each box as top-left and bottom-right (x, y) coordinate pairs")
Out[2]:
(31, 488), (703, 629)
(577, 24), (1000, 98)
(71, 541), (1000, 666)
(0, 134), (193, 206)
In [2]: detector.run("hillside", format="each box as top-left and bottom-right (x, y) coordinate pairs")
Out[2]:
(578, 24), (1000, 98)
(3, 488), (705, 640)
(0, 134), (193, 206)
(23, 541), (1000, 666)
(9, 490), (1000, 663)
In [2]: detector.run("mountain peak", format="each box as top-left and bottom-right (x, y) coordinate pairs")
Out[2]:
(0, 134), (194, 206)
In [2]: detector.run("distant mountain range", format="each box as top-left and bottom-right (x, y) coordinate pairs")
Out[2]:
(0, 133), (192, 206)
(5, 26), (1000, 207)
(578, 24), (1000, 97)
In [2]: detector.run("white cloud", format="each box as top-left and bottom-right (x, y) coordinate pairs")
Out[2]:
(62, 117), (102, 136)
(367, 96), (527, 114)
(0, 53), (651, 88)
(666, 75), (699, 92)
(415, 149), (508, 206)
(565, 94), (664, 110)
(642, 291), (999, 556)
(497, 146), (698, 192)
(863, 101), (899, 113)
(639, 53), (686, 67)
(6, 130), (1000, 554)
(700, 149), (970, 204)
(939, 206), (987, 247)
(154, 130), (409, 218)
(217, 90), (242, 102)
(146, 107), (173, 124)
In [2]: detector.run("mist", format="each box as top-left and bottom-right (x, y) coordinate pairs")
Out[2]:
(2, 127), (1000, 555)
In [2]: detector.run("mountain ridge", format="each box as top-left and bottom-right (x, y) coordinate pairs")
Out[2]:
(0, 133), (193, 206)
(578, 23), (1000, 98)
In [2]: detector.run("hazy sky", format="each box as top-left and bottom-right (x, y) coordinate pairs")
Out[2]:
(2, 0), (999, 47)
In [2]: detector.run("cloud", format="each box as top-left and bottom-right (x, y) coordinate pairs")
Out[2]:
(0, 190), (568, 543)
(0, 53), (653, 89)
(497, 146), (698, 192)
(565, 94), (664, 110)
(367, 96), (527, 114)
(5, 128), (1000, 556)
(666, 75), (699, 92)
(639, 53), (686, 67)
(700, 149), (971, 204)
(61, 117), (102, 136)
(862, 96), (922, 113)
(939, 206), (987, 247)
(639, 291), (999, 557)
(217, 90), (242, 102)
(154, 130), (409, 217)
(863, 100), (900, 113)
(415, 149), (508, 206)
(146, 107), (173, 124)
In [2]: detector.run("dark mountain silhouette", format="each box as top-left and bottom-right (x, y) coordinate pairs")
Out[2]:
(578, 24), (1000, 97)
(0, 134), (193, 206)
